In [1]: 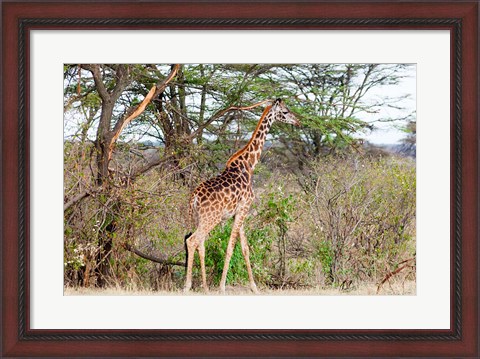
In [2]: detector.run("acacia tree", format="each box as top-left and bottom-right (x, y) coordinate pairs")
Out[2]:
(256, 64), (411, 162)
(64, 64), (180, 286)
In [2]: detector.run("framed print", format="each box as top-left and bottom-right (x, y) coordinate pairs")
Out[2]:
(1, 1), (478, 357)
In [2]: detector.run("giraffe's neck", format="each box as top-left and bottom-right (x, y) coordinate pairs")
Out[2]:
(226, 105), (274, 171)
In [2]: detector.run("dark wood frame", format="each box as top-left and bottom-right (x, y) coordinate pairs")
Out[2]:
(1, 1), (478, 357)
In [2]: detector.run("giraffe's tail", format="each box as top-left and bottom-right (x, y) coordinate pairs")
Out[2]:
(184, 232), (193, 270)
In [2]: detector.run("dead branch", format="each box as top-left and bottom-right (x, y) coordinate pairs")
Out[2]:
(123, 243), (185, 267)
(376, 257), (415, 294)
(110, 85), (158, 144)
(108, 64), (180, 160)
(64, 190), (92, 211)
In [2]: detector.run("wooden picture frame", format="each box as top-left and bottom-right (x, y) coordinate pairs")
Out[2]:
(2, 1), (478, 357)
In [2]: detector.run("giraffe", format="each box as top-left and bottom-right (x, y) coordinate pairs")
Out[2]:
(184, 99), (299, 293)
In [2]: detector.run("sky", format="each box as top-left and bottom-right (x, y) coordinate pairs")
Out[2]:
(359, 66), (416, 145)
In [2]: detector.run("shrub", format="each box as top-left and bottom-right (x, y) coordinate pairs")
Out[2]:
(301, 155), (416, 288)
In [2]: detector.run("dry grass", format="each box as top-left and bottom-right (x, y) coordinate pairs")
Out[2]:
(65, 280), (415, 296)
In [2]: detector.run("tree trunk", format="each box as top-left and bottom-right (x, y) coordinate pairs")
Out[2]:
(76, 64), (179, 287)
(94, 220), (115, 287)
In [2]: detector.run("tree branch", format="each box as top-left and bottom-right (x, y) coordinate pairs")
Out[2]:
(111, 64), (131, 100)
(376, 257), (415, 294)
(188, 99), (271, 140)
(123, 243), (185, 267)
(110, 64), (180, 147)
(110, 85), (158, 144)
(153, 64), (181, 98)
(64, 190), (92, 211)
(82, 64), (110, 102)
(129, 153), (175, 181)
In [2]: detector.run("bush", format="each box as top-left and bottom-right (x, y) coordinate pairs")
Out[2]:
(301, 155), (416, 288)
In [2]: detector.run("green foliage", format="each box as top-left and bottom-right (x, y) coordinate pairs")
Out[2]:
(200, 218), (274, 287)
(316, 240), (334, 280)
(203, 220), (241, 285)
(261, 190), (295, 231)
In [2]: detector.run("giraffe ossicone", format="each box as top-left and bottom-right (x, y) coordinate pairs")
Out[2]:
(183, 99), (299, 294)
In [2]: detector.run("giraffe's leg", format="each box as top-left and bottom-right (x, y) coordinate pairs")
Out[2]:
(184, 232), (200, 293)
(197, 240), (209, 293)
(219, 211), (248, 294)
(219, 230), (239, 294)
(239, 225), (259, 294)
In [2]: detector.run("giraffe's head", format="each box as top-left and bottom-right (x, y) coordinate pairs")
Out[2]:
(270, 98), (300, 126)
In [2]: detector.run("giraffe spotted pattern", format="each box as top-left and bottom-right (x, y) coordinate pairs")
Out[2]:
(184, 99), (299, 293)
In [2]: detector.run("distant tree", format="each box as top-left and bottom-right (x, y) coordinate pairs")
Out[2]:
(398, 117), (417, 157)
(402, 119), (416, 146)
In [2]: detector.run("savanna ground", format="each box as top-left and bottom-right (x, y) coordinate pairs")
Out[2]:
(65, 281), (416, 296)
(64, 280), (416, 296)
(64, 64), (416, 296)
